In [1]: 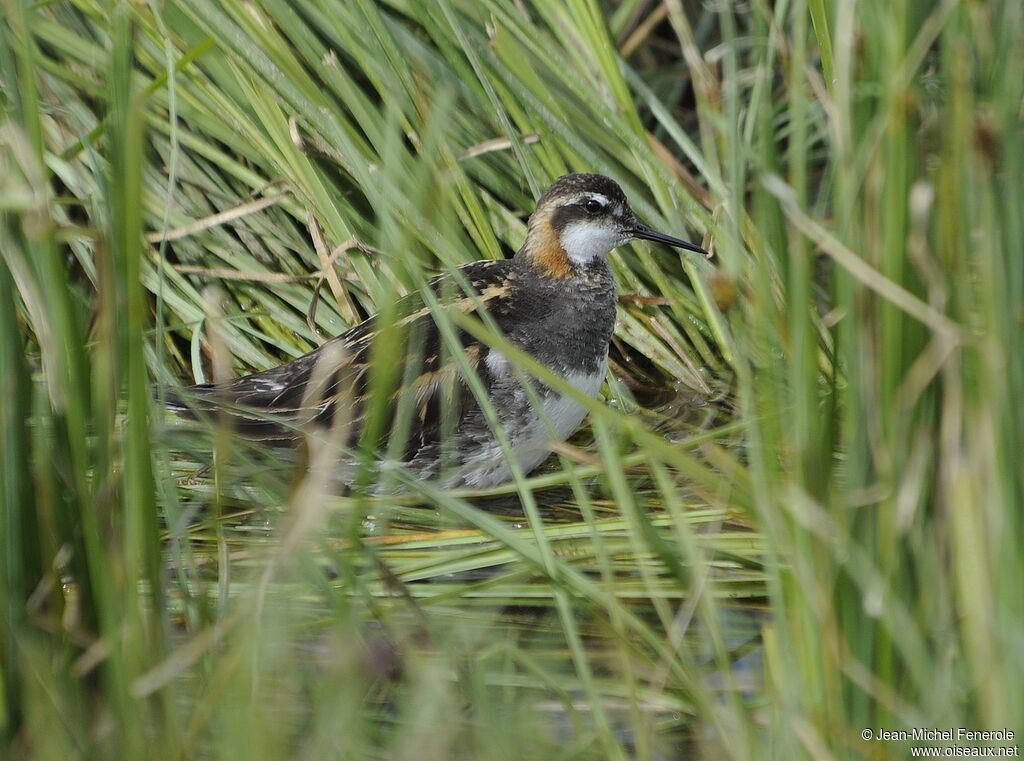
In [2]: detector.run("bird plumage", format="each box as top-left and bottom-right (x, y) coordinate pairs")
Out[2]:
(166, 173), (707, 488)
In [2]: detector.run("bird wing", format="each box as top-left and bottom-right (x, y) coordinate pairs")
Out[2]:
(165, 259), (519, 451)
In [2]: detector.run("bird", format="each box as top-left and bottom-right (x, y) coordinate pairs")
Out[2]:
(166, 173), (708, 489)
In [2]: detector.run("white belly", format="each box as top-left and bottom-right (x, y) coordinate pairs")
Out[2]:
(532, 367), (606, 442)
(453, 354), (607, 488)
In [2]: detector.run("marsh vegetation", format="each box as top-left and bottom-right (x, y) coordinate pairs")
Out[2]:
(1, 1), (1021, 759)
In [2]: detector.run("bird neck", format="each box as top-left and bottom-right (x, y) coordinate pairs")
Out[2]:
(519, 210), (619, 279)
(517, 209), (575, 279)
(514, 227), (616, 296)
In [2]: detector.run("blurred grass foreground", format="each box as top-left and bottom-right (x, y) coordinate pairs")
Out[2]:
(1, 1), (1022, 759)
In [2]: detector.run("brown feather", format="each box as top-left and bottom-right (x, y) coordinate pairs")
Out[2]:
(523, 208), (573, 279)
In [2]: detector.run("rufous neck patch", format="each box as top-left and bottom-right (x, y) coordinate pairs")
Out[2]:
(523, 212), (573, 279)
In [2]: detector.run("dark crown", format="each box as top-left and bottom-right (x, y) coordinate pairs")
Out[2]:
(536, 173), (628, 209)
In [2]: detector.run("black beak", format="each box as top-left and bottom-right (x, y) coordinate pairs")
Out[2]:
(632, 222), (708, 257)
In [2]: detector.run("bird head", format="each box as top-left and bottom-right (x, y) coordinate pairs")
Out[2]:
(521, 173), (707, 277)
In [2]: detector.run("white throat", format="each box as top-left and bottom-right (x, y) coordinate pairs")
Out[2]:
(559, 221), (623, 265)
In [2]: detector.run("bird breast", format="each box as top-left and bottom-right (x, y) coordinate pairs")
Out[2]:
(486, 347), (606, 444)
(535, 361), (606, 442)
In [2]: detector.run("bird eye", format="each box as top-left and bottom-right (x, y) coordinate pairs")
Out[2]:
(584, 199), (604, 215)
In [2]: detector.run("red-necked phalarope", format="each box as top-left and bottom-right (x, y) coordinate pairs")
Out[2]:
(167, 173), (708, 488)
